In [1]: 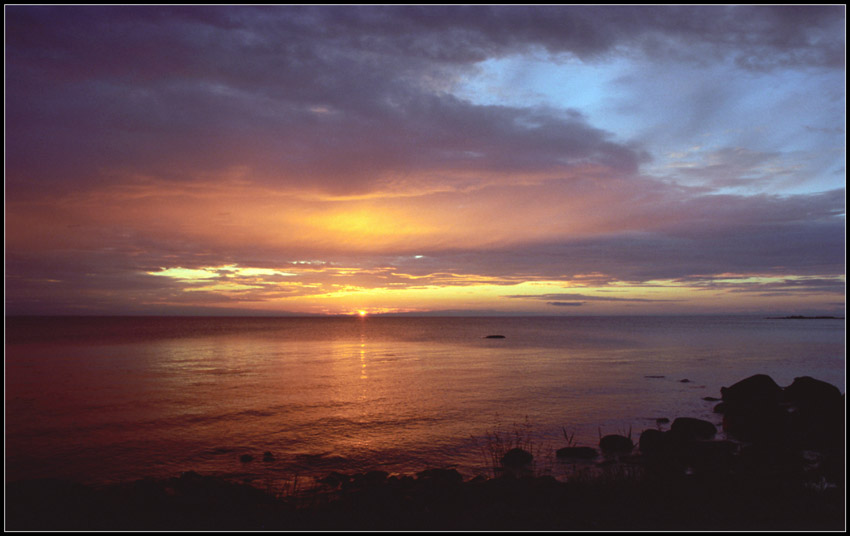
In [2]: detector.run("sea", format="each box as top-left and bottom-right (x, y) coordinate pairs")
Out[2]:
(5, 315), (845, 492)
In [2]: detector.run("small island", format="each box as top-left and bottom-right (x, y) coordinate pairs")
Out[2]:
(766, 315), (844, 320)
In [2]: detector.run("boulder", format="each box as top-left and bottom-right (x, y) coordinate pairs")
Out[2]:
(783, 378), (845, 450)
(638, 429), (669, 457)
(670, 417), (717, 441)
(783, 376), (842, 413)
(720, 374), (782, 407)
(599, 434), (633, 455)
(721, 402), (788, 443)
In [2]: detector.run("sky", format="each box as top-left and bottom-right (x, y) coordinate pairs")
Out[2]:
(4, 5), (846, 316)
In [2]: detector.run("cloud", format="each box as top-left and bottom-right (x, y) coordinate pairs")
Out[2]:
(6, 6), (649, 199)
(675, 275), (847, 297)
(507, 293), (677, 303)
(4, 6), (845, 315)
(6, 6), (843, 198)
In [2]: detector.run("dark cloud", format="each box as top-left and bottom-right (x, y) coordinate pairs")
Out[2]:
(509, 293), (677, 303)
(676, 276), (847, 296)
(373, 187), (846, 284)
(6, 5), (843, 196)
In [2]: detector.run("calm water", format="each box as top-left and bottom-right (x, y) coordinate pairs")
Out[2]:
(5, 315), (845, 490)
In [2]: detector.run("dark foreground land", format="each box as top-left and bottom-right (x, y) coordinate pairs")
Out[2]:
(6, 373), (846, 531)
(7, 465), (844, 531)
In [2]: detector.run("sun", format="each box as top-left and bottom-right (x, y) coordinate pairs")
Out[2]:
(357, 310), (368, 317)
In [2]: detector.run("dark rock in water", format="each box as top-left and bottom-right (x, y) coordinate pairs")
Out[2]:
(500, 448), (533, 468)
(644, 375), (665, 379)
(262, 451), (275, 462)
(712, 402), (727, 414)
(783, 376), (842, 412)
(555, 446), (597, 459)
(720, 374), (782, 407)
(484, 335), (506, 339)
(638, 429), (669, 457)
(679, 379), (691, 383)
(721, 401), (788, 444)
(702, 396), (721, 402)
(599, 434), (633, 455)
(717, 373), (843, 446)
(655, 417), (670, 424)
(783, 377), (844, 450)
(239, 454), (254, 463)
(640, 425), (739, 477)
(671, 417), (717, 441)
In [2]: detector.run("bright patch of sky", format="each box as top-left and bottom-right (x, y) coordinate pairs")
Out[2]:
(452, 52), (845, 196)
(454, 53), (633, 138)
(148, 265), (297, 280)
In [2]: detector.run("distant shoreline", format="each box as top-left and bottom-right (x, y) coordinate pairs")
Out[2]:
(765, 315), (844, 320)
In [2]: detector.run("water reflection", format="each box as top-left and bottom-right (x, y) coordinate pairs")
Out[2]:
(6, 316), (844, 488)
(359, 321), (368, 380)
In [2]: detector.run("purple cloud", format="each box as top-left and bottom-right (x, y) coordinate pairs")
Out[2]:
(5, 6), (845, 315)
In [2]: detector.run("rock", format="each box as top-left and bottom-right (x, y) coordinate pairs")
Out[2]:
(718, 374), (794, 444)
(555, 446), (597, 459)
(782, 376), (842, 413)
(670, 417), (717, 441)
(679, 379), (691, 383)
(722, 402), (788, 443)
(239, 454), (254, 463)
(484, 335), (506, 339)
(500, 448), (533, 468)
(599, 434), (633, 455)
(262, 451), (275, 462)
(783, 377), (844, 450)
(638, 429), (669, 457)
(720, 374), (782, 407)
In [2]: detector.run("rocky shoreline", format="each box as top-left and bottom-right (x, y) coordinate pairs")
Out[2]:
(6, 373), (845, 531)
